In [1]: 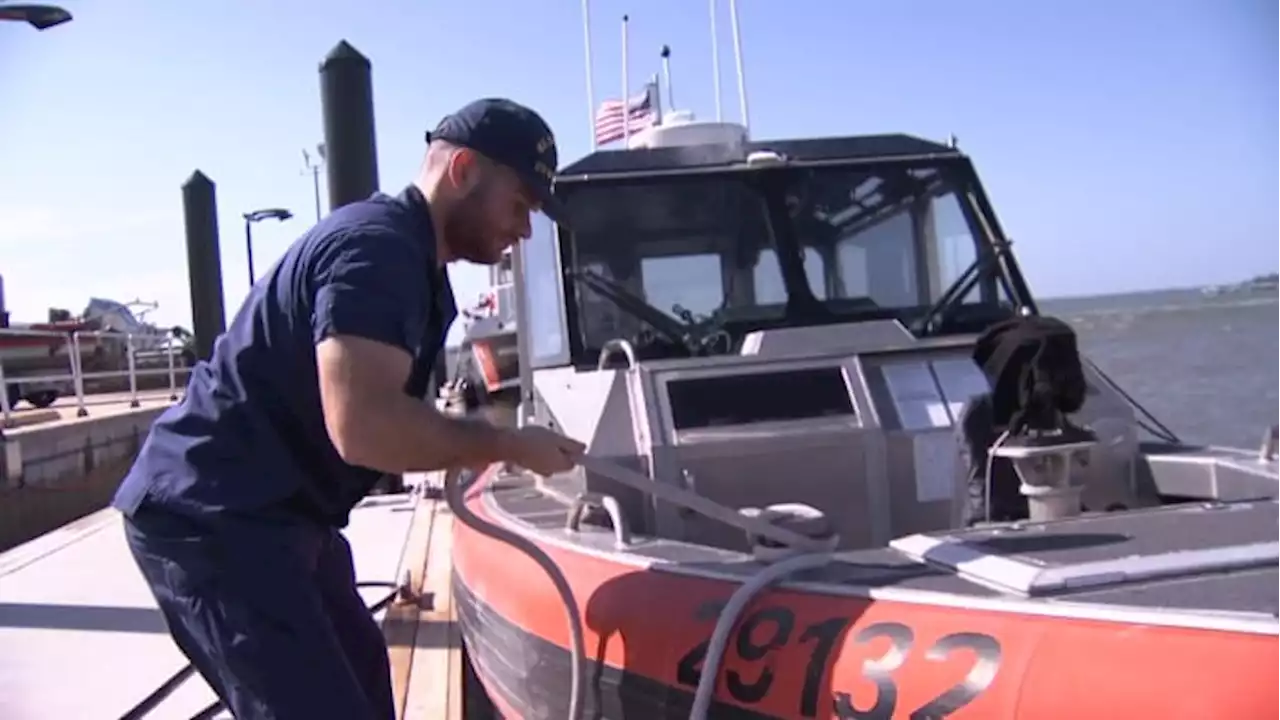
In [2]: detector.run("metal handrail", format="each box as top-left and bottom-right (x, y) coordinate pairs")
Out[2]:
(0, 326), (193, 428)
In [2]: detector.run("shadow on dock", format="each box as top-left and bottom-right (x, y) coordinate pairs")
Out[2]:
(0, 601), (167, 633)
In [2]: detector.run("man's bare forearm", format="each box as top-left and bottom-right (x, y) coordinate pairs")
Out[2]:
(340, 392), (513, 474)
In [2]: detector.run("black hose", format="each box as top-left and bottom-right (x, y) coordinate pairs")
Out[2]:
(117, 581), (403, 720)
(443, 469), (586, 720)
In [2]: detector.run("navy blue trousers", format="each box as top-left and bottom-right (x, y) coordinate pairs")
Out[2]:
(123, 506), (395, 720)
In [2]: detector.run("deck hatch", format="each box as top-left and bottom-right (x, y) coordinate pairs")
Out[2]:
(890, 499), (1280, 597)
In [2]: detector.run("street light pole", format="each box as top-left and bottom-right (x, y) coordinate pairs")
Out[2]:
(0, 3), (72, 30)
(242, 208), (294, 286)
(243, 218), (256, 287)
(302, 145), (326, 223)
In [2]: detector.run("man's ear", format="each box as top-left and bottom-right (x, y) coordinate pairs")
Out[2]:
(445, 148), (479, 191)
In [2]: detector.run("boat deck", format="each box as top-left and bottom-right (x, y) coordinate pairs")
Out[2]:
(494, 475), (1280, 630)
(0, 473), (462, 720)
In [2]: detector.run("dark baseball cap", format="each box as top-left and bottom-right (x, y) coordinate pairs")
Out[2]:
(426, 98), (570, 227)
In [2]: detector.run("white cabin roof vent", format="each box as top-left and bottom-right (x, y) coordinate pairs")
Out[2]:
(745, 149), (786, 167)
(627, 111), (750, 150)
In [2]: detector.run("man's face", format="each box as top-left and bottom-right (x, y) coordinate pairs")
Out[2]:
(444, 151), (537, 265)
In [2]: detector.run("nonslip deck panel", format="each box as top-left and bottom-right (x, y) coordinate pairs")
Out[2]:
(946, 499), (1279, 564)
(490, 482), (1280, 616)
(907, 499), (1280, 612)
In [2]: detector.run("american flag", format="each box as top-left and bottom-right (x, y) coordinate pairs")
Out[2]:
(594, 84), (658, 146)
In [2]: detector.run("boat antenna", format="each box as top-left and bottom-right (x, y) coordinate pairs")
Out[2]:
(649, 73), (663, 123)
(660, 44), (675, 114)
(709, 0), (723, 121)
(728, 0), (750, 132)
(621, 14), (631, 145)
(580, 0), (598, 150)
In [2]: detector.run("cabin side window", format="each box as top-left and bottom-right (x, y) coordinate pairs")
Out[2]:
(930, 192), (983, 304)
(833, 211), (919, 307)
(520, 214), (569, 366)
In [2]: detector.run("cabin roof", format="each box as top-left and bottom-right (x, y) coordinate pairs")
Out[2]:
(556, 132), (962, 180)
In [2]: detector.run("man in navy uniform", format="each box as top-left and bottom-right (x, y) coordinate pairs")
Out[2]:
(113, 99), (585, 719)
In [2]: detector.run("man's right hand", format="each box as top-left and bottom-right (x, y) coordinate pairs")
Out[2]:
(499, 425), (586, 477)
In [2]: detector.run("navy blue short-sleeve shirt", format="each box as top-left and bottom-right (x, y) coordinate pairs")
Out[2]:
(112, 186), (457, 527)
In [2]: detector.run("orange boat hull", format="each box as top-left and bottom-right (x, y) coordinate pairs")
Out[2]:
(453, 493), (1277, 719)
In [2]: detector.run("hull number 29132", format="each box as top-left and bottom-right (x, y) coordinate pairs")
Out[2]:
(674, 600), (1003, 719)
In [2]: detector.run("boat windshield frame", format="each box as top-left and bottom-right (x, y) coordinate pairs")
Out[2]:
(513, 154), (1038, 371)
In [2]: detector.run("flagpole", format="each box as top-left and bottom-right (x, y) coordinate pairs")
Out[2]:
(709, 0), (723, 122)
(728, 0), (749, 132)
(581, 0), (597, 150)
(621, 14), (631, 146)
(660, 45), (674, 113)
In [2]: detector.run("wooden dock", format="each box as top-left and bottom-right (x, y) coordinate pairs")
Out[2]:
(383, 480), (467, 720)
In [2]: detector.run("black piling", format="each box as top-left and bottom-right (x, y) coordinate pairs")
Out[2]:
(320, 40), (380, 212)
(181, 170), (227, 362)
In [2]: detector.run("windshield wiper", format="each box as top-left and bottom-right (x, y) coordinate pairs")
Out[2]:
(571, 269), (693, 345)
(571, 269), (735, 355)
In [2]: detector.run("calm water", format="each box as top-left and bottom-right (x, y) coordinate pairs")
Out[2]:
(451, 287), (1279, 449)
(1042, 288), (1279, 449)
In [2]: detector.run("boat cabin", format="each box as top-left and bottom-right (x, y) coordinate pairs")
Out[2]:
(500, 123), (1161, 552)
(516, 131), (1033, 373)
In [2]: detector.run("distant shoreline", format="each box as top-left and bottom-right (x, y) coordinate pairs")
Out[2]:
(1041, 277), (1278, 303)
(1039, 284), (1277, 320)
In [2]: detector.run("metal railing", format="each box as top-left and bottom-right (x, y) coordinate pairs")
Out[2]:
(0, 326), (193, 429)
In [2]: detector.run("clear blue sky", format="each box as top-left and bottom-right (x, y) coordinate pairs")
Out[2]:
(1, 0), (1275, 344)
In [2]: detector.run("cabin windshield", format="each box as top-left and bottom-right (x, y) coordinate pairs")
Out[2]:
(523, 161), (1016, 366)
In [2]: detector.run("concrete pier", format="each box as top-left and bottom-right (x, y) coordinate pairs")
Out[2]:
(0, 389), (177, 552)
(0, 391), (478, 719)
(0, 488), (435, 720)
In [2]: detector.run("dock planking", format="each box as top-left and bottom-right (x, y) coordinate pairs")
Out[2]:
(386, 472), (467, 720)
